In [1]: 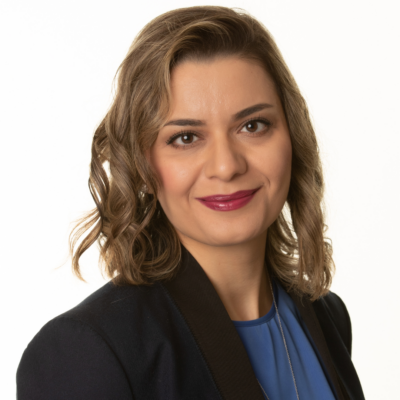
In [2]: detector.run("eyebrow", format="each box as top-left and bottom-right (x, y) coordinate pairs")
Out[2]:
(163, 103), (273, 127)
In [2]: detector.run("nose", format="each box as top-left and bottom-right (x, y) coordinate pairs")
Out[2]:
(203, 131), (247, 181)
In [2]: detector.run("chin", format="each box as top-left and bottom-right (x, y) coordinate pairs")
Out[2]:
(199, 225), (264, 247)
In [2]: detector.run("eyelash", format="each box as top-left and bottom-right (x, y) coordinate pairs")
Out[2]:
(165, 116), (272, 150)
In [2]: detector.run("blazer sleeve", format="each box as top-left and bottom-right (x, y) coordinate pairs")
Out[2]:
(319, 291), (353, 356)
(16, 316), (134, 400)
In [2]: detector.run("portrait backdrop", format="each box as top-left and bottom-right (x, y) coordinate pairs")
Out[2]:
(1, 1), (399, 398)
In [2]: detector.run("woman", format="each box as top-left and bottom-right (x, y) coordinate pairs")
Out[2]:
(17, 5), (365, 400)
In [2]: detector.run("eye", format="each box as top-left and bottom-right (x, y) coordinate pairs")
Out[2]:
(165, 117), (272, 150)
(166, 131), (199, 149)
(240, 118), (272, 134)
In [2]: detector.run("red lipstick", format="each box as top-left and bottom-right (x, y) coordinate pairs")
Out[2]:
(195, 187), (261, 211)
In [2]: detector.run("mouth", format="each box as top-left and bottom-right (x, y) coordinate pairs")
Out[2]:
(195, 187), (261, 211)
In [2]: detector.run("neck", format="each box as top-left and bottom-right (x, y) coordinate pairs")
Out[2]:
(178, 230), (273, 321)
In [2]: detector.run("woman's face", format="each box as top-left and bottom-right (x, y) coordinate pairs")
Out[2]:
(147, 56), (292, 247)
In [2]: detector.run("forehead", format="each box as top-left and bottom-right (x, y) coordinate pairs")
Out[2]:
(168, 57), (279, 119)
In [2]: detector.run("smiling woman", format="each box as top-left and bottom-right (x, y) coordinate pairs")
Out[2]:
(148, 57), (292, 263)
(16, 5), (365, 400)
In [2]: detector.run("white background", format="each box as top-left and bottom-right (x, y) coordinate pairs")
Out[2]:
(1, 0), (399, 398)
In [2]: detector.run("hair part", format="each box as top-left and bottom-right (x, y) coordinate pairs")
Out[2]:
(69, 5), (334, 301)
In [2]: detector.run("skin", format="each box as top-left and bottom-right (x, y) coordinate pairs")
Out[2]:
(146, 56), (292, 321)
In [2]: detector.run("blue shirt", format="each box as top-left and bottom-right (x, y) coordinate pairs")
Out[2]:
(232, 280), (336, 400)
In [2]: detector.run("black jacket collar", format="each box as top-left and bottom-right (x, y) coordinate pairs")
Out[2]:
(162, 244), (361, 400)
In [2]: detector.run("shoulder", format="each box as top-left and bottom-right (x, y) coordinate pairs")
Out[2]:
(59, 279), (166, 326)
(20, 279), (169, 348)
(35, 279), (168, 345)
(17, 280), (169, 400)
(312, 290), (353, 356)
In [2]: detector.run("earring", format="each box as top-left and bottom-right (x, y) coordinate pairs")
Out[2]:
(139, 183), (148, 195)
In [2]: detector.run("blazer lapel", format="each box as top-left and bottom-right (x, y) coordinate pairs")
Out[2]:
(163, 243), (351, 400)
(162, 244), (265, 400)
(290, 292), (347, 400)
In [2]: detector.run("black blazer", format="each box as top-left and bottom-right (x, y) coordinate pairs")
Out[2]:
(17, 245), (365, 400)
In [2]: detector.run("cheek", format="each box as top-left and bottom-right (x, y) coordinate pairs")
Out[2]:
(259, 136), (292, 192)
(151, 153), (195, 200)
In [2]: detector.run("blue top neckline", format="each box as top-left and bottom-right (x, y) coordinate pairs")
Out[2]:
(231, 279), (278, 327)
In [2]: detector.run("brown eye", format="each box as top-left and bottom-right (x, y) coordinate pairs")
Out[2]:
(180, 133), (195, 144)
(166, 131), (200, 148)
(245, 121), (259, 133)
(241, 119), (271, 134)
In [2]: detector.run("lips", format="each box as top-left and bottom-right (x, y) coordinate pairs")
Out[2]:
(195, 187), (261, 211)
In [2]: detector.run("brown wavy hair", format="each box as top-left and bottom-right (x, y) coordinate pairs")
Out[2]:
(68, 5), (334, 301)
